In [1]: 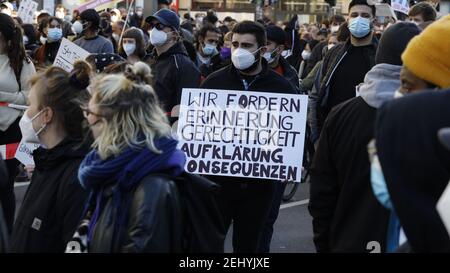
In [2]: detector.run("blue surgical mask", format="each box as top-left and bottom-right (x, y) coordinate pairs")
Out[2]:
(349, 16), (371, 38)
(48, 28), (63, 42)
(203, 43), (217, 56)
(370, 155), (393, 210)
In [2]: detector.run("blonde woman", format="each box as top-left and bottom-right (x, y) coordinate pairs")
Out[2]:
(76, 62), (186, 252)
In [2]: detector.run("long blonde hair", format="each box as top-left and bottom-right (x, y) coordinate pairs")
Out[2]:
(90, 62), (171, 160)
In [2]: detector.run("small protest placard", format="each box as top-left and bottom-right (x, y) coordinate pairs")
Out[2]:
(391, 0), (410, 15)
(177, 88), (308, 182)
(53, 38), (90, 72)
(15, 141), (40, 166)
(17, 0), (38, 24)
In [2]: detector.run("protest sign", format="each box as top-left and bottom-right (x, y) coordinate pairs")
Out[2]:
(177, 88), (308, 182)
(77, 0), (115, 13)
(391, 0), (410, 15)
(53, 38), (90, 72)
(17, 0), (38, 24)
(376, 3), (398, 21)
(15, 141), (40, 166)
(43, 0), (55, 15)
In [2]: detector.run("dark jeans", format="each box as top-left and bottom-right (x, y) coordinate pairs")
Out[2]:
(212, 178), (275, 253)
(257, 181), (287, 253)
(0, 118), (21, 233)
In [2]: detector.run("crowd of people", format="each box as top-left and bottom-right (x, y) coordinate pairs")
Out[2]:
(0, 0), (449, 253)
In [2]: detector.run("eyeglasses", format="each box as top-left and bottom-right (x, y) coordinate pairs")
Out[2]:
(148, 22), (167, 31)
(80, 106), (103, 119)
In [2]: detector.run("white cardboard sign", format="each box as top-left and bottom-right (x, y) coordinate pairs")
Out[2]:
(17, 0), (39, 24)
(177, 88), (308, 182)
(15, 141), (40, 166)
(53, 38), (90, 72)
(391, 0), (410, 15)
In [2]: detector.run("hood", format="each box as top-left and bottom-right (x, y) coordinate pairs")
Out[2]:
(359, 63), (401, 109)
(33, 138), (89, 171)
(157, 41), (189, 60)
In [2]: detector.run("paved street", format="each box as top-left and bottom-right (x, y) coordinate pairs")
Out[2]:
(14, 180), (315, 253)
(223, 181), (315, 253)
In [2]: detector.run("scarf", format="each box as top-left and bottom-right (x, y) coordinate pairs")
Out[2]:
(78, 136), (186, 245)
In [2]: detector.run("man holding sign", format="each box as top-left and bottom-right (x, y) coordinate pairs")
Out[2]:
(198, 21), (298, 253)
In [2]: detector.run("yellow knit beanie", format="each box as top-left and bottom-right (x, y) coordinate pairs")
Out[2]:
(401, 14), (450, 88)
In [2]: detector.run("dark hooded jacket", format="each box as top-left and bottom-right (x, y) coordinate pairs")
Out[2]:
(151, 42), (201, 115)
(308, 64), (401, 252)
(10, 138), (89, 253)
(375, 89), (450, 252)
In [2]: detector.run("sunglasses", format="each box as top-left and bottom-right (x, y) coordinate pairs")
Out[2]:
(149, 22), (168, 31)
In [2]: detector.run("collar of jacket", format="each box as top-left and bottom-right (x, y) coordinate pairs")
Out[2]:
(156, 42), (188, 60)
(346, 34), (379, 51)
(229, 57), (271, 82)
(278, 56), (297, 79)
(33, 138), (88, 171)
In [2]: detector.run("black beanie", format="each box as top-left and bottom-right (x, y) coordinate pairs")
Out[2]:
(375, 22), (422, 65)
(266, 25), (286, 46)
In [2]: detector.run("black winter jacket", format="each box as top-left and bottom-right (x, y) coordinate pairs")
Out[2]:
(277, 56), (300, 93)
(315, 37), (378, 133)
(201, 59), (297, 94)
(376, 89), (450, 252)
(199, 53), (231, 79)
(309, 96), (390, 252)
(88, 174), (183, 253)
(151, 42), (201, 115)
(10, 138), (89, 253)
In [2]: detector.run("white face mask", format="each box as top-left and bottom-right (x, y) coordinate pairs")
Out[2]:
(136, 11), (143, 17)
(72, 20), (85, 35)
(112, 33), (120, 42)
(123, 43), (136, 56)
(40, 35), (47, 45)
(1, 9), (11, 16)
(327, 44), (335, 50)
(330, 25), (340, 33)
(301, 50), (311, 60)
(150, 28), (168, 47)
(19, 109), (47, 144)
(111, 15), (119, 23)
(263, 47), (278, 64)
(232, 47), (260, 70)
(23, 35), (29, 45)
(55, 11), (65, 19)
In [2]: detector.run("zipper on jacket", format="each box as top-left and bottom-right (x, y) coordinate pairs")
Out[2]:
(325, 51), (348, 87)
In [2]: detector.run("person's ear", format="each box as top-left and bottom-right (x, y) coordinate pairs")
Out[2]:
(259, 46), (267, 55)
(42, 107), (53, 124)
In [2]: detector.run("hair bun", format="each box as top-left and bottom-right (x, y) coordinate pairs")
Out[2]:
(124, 62), (152, 85)
(70, 61), (92, 89)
